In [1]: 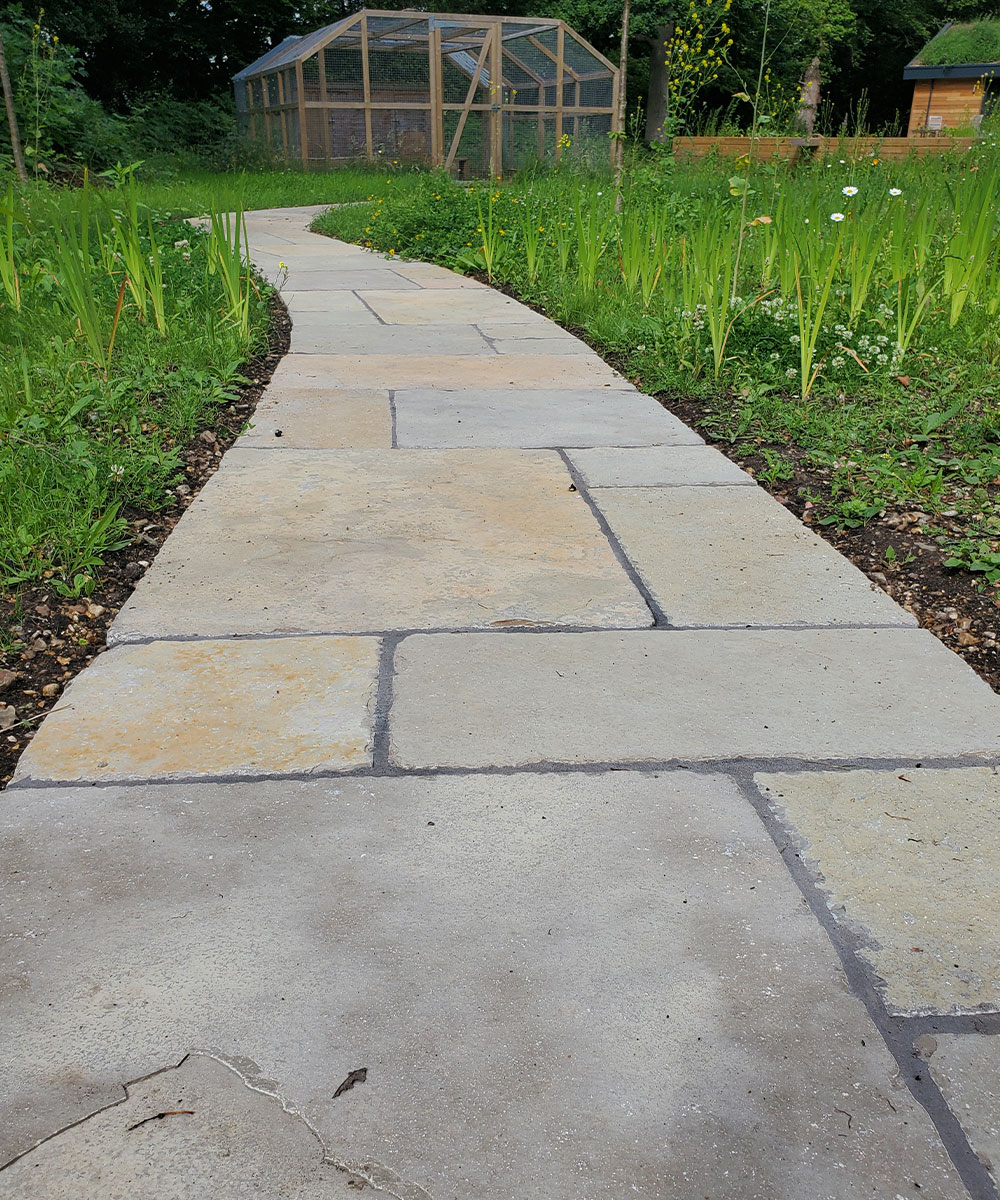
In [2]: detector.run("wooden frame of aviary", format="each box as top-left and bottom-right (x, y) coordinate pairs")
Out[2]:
(234, 9), (620, 175)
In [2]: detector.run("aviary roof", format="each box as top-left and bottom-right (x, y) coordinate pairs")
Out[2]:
(233, 10), (598, 85)
(904, 20), (1000, 79)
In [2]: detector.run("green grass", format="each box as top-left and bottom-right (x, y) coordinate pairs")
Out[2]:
(128, 166), (430, 218)
(918, 21), (1000, 67)
(0, 173), (272, 594)
(315, 148), (1000, 584)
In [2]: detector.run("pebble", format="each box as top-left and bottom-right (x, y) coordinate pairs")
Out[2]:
(0, 705), (16, 731)
(41, 683), (59, 698)
(86, 603), (105, 619)
(175, 483), (192, 496)
(199, 430), (217, 444)
(0, 669), (19, 693)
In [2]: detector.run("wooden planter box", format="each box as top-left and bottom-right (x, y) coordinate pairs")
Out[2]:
(672, 135), (981, 162)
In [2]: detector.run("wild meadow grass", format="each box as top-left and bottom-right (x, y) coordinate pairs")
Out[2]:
(0, 171), (269, 594)
(316, 144), (1000, 582)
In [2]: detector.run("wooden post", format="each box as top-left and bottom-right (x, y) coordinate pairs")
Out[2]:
(276, 71), (290, 162)
(489, 22), (503, 176)
(573, 78), (580, 141)
(614, 0), (630, 199)
(428, 20), (443, 166)
(0, 29), (26, 182)
(554, 24), (565, 162)
(296, 60), (308, 168)
(445, 35), (490, 171)
(317, 47), (330, 160)
(361, 13), (373, 161)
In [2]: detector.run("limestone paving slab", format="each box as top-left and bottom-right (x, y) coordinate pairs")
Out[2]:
(12, 635), (379, 785)
(357, 287), (537, 324)
(390, 628), (1000, 768)
(280, 271), (421, 292)
(394, 387), (694, 448)
(570, 446), (757, 488)
(389, 261), (489, 288)
(924, 1034), (1000, 1186)
(290, 322), (492, 356)
(281, 291), (384, 315)
(1, 1054), (355, 1199)
(754, 768), (1000, 1014)
(108, 450), (652, 642)
(0, 773), (965, 1198)
(268, 354), (635, 391)
(236, 387), (391, 449)
(592, 485), (913, 627)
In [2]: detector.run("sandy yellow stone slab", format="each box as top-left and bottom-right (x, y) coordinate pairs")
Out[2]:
(13, 635), (379, 784)
(267, 354), (633, 391)
(235, 387), (391, 449)
(924, 1034), (1000, 1185)
(755, 768), (1000, 1014)
(109, 450), (652, 641)
(357, 288), (536, 324)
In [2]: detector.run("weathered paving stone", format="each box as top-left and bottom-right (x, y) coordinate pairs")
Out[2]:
(0, 1054), (358, 1199)
(389, 261), (489, 288)
(268, 354), (633, 391)
(290, 322), (492, 356)
(924, 1034), (1000, 1185)
(754, 768), (1000, 1014)
(108, 451), (652, 641)
(235, 388), (391, 449)
(0, 773), (965, 1198)
(394, 387), (693, 448)
(281, 271), (421, 292)
(356, 287), (536, 324)
(12, 635), (379, 784)
(570, 446), (758, 488)
(280, 291), (383, 316)
(592, 485), (912, 627)
(389, 629), (1000, 768)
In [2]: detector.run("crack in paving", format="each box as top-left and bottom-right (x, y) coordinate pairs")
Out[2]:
(0, 1049), (429, 1200)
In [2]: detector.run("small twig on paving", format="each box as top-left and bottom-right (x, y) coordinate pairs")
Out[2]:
(127, 1110), (195, 1132)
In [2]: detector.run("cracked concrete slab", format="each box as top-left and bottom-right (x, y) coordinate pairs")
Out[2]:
(290, 322), (493, 356)
(108, 451), (652, 641)
(0, 773), (965, 1198)
(754, 768), (1000, 1014)
(12, 635), (378, 784)
(592, 485), (913, 627)
(923, 1034), (1000, 1186)
(0, 1053), (356, 1199)
(267, 354), (634, 391)
(570, 445), (758, 487)
(235, 387), (391, 449)
(389, 629), (1000, 768)
(283, 293), (381, 325)
(357, 287), (537, 324)
(394, 387), (695, 448)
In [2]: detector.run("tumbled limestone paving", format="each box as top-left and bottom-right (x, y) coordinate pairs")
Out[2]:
(4, 206), (1000, 1200)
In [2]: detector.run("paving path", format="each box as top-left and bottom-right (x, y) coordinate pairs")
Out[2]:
(3, 206), (1000, 1199)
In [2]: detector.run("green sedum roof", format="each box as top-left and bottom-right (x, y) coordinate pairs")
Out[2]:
(916, 20), (1000, 66)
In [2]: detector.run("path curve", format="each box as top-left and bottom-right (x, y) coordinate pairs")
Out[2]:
(3, 207), (1000, 1200)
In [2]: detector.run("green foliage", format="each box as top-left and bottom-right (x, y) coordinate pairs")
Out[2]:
(0, 173), (271, 591)
(918, 20), (1000, 66)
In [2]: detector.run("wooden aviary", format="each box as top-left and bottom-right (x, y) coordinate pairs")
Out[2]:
(234, 9), (620, 175)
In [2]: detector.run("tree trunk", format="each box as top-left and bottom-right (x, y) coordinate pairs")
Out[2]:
(0, 29), (27, 183)
(644, 25), (670, 144)
(795, 56), (821, 138)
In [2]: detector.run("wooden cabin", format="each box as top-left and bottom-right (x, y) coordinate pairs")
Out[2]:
(905, 21), (1000, 135)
